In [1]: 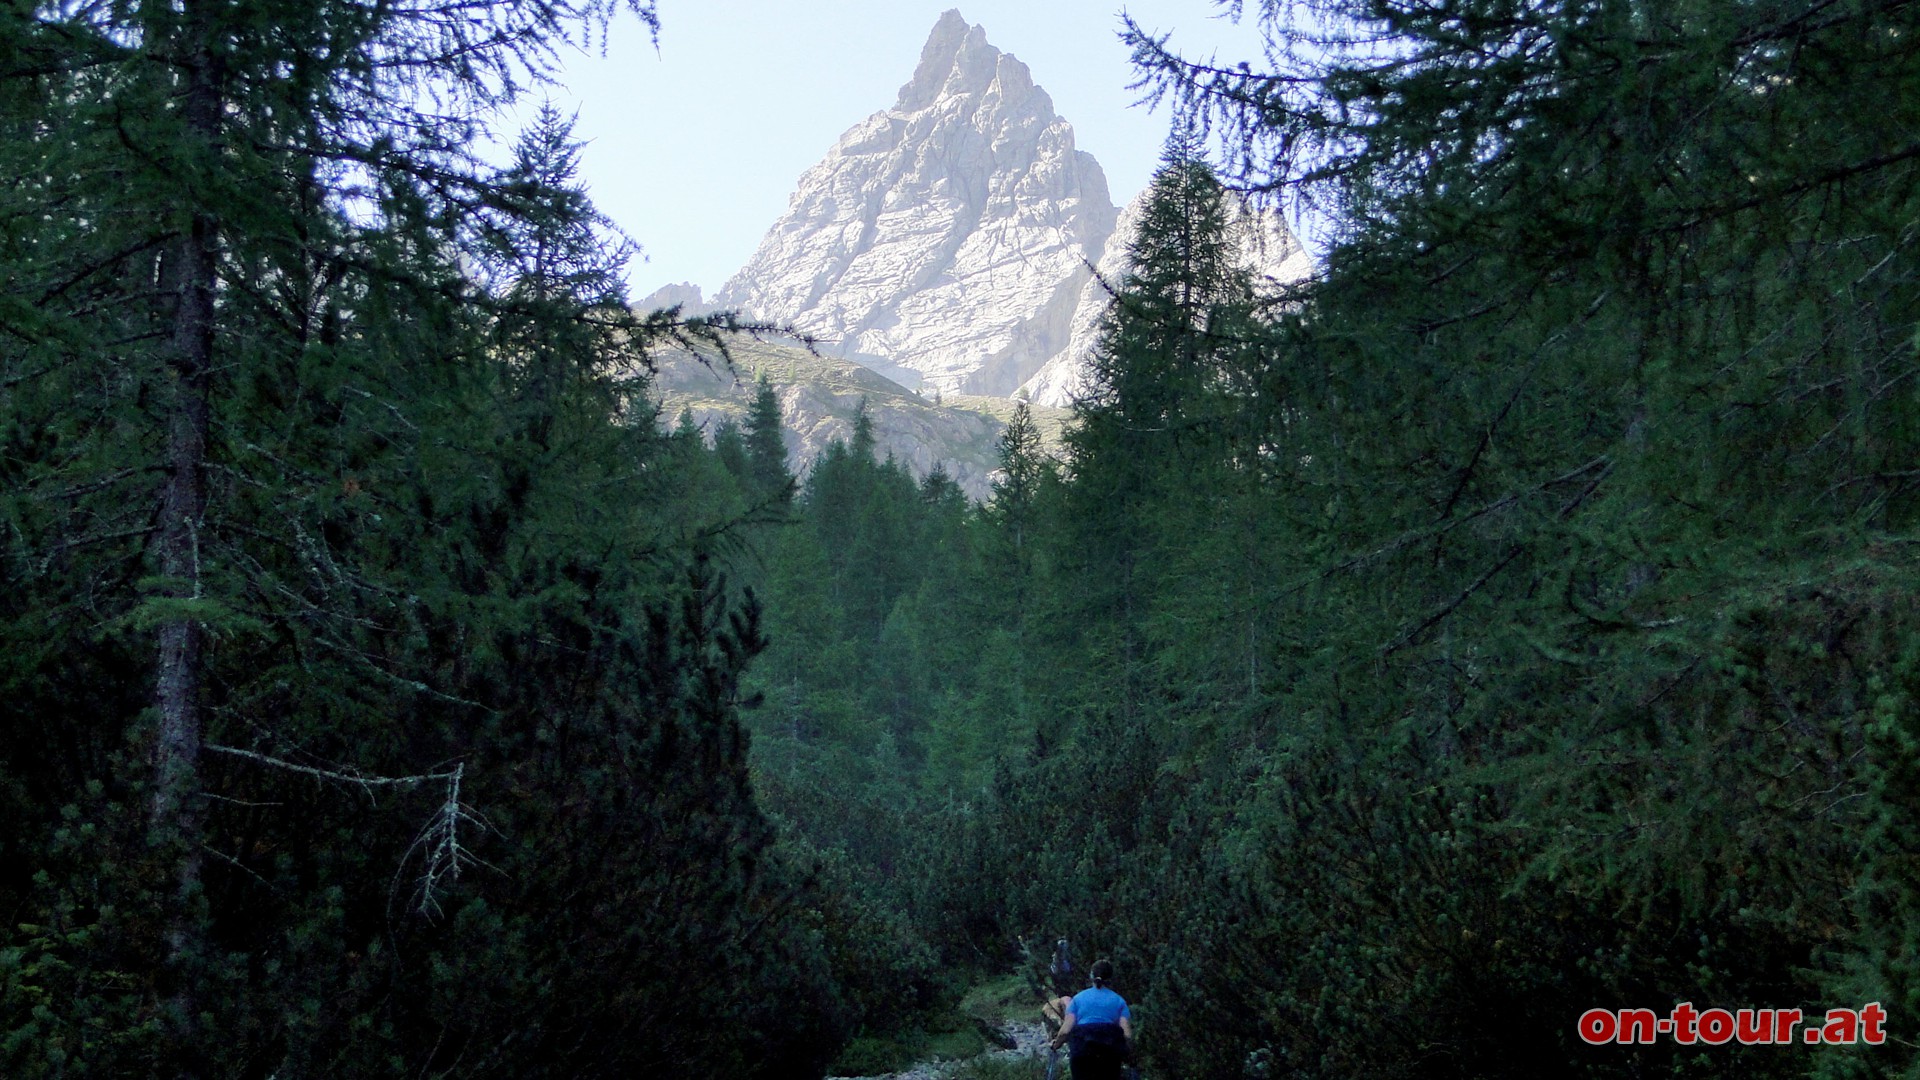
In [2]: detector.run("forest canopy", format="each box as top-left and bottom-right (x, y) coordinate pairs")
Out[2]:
(4, 1), (1919, 1078)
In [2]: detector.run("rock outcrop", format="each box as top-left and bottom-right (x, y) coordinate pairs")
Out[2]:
(672, 10), (1313, 410)
(650, 339), (1067, 502)
(714, 10), (1117, 398)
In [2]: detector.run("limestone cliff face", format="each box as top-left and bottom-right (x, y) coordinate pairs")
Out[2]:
(714, 10), (1117, 398)
(686, 10), (1312, 410)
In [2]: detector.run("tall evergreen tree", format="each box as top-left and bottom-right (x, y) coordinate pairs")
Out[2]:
(744, 373), (796, 508)
(986, 401), (1046, 568)
(1098, 2), (1920, 1076)
(1060, 143), (1262, 729)
(0, 3), (847, 1075)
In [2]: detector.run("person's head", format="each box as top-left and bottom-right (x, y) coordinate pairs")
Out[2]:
(1090, 959), (1114, 987)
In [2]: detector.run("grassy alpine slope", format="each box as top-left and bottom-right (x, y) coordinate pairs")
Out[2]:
(651, 338), (1069, 501)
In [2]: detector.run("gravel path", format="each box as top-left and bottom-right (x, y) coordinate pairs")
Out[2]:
(828, 1021), (1053, 1080)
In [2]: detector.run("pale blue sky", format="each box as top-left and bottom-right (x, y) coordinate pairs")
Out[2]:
(535, 1), (1270, 297)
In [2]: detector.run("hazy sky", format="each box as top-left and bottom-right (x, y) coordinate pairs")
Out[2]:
(533, 1), (1270, 298)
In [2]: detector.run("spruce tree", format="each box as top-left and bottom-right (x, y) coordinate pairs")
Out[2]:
(713, 415), (753, 488)
(1104, 2), (1920, 1075)
(744, 373), (796, 507)
(0, 3), (849, 1075)
(987, 401), (1046, 566)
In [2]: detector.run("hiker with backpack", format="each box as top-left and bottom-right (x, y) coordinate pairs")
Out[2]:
(1048, 958), (1134, 1080)
(1041, 938), (1076, 1028)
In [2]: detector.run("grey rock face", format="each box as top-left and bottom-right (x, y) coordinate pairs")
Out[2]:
(634, 281), (709, 316)
(705, 10), (1312, 410)
(715, 10), (1118, 398)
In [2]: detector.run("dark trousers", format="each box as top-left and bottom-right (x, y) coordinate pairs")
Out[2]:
(1069, 1023), (1127, 1080)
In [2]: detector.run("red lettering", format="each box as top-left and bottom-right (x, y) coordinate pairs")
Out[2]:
(1735, 1008), (1772, 1045)
(1578, 1009), (1617, 1045)
(1862, 1002), (1887, 1045)
(1823, 1008), (1860, 1045)
(1574, 1002), (1879, 1045)
(1671, 1002), (1699, 1045)
(1698, 1008), (1735, 1045)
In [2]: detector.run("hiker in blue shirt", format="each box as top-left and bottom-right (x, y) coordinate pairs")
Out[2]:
(1047, 958), (1133, 1080)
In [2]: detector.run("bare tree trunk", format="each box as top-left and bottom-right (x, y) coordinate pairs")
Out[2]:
(148, 5), (223, 1070)
(151, 119), (217, 882)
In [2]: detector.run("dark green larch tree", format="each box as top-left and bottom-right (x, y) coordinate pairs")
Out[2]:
(1106, 1), (1920, 1076)
(1060, 142), (1262, 729)
(967, 401), (1060, 764)
(745, 373), (797, 508)
(0, 2), (848, 1075)
(986, 401), (1047, 569)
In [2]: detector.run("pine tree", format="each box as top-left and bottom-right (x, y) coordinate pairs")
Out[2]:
(987, 401), (1046, 566)
(744, 373), (796, 508)
(0, 3), (852, 1074)
(1106, 2), (1920, 1075)
(1060, 144), (1260, 725)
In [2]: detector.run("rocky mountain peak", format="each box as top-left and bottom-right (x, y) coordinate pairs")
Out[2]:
(715, 12), (1117, 398)
(900, 10), (996, 110)
(695, 11), (1312, 409)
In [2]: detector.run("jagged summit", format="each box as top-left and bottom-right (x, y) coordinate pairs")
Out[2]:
(695, 11), (1310, 407)
(714, 11), (1117, 397)
(899, 10), (1003, 111)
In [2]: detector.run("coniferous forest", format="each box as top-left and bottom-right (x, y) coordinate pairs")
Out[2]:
(4, 1), (1920, 1078)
